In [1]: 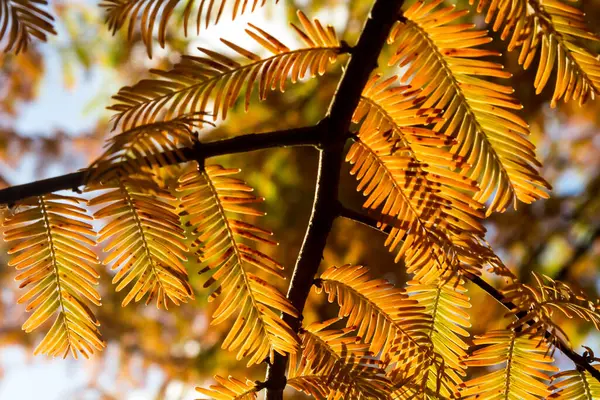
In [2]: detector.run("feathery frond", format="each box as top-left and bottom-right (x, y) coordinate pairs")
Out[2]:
(314, 264), (446, 394)
(391, 382), (446, 400)
(288, 318), (392, 399)
(348, 74), (496, 281)
(469, 0), (600, 106)
(87, 114), (206, 183)
(395, 277), (473, 398)
(389, 0), (550, 214)
(101, 0), (279, 58)
(502, 272), (600, 346)
(2, 194), (104, 358)
(0, 0), (56, 53)
(177, 163), (298, 366)
(109, 10), (342, 131)
(195, 375), (259, 400)
(549, 365), (600, 399)
(88, 174), (193, 309)
(292, 318), (374, 375)
(460, 330), (557, 399)
(288, 364), (392, 400)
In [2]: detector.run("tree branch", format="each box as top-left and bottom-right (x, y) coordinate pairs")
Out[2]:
(263, 1), (405, 398)
(0, 125), (321, 205)
(339, 206), (600, 383)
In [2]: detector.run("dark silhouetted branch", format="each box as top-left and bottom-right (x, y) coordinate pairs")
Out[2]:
(263, 1), (406, 398)
(0, 125), (322, 205)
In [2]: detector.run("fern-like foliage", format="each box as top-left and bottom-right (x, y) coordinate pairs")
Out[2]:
(177, 163), (298, 366)
(469, 0), (600, 106)
(101, 0), (278, 57)
(291, 318), (374, 374)
(549, 365), (600, 399)
(87, 115), (204, 183)
(502, 272), (600, 345)
(108, 10), (342, 130)
(314, 265), (442, 391)
(460, 330), (557, 399)
(287, 318), (392, 399)
(288, 362), (392, 400)
(88, 174), (193, 309)
(348, 74), (497, 281)
(389, 0), (549, 214)
(0, 0), (56, 53)
(195, 375), (259, 400)
(2, 194), (104, 358)
(399, 277), (472, 398)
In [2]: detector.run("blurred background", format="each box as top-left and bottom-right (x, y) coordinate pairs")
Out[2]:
(0, 0), (599, 398)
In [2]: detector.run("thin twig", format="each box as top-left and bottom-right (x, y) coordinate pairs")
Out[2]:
(339, 205), (600, 382)
(0, 125), (321, 205)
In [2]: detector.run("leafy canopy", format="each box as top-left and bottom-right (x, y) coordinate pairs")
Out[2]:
(0, 0), (600, 399)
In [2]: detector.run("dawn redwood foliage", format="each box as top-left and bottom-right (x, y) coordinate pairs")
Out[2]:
(1, 0), (600, 399)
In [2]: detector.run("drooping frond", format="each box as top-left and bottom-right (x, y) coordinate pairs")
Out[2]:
(469, 0), (600, 106)
(101, 0), (278, 57)
(195, 375), (259, 400)
(391, 383), (446, 400)
(88, 174), (193, 309)
(314, 264), (444, 392)
(109, 11), (342, 130)
(2, 194), (104, 358)
(348, 74), (496, 281)
(0, 0), (56, 53)
(389, 0), (550, 214)
(177, 163), (298, 365)
(549, 365), (600, 399)
(502, 272), (600, 346)
(460, 330), (557, 399)
(288, 318), (392, 399)
(292, 318), (374, 375)
(87, 115), (205, 183)
(288, 365), (392, 400)
(401, 277), (473, 398)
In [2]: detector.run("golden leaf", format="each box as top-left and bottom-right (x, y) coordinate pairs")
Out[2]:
(549, 365), (600, 399)
(195, 375), (258, 400)
(348, 74), (497, 281)
(101, 0), (279, 58)
(288, 317), (392, 400)
(400, 277), (472, 398)
(88, 173), (193, 309)
(390, 0), (550, 214)
(108, 10), (342, 130)
(177, 163), (298, 366)
(87, 114), (206, 183)
(292, 318), (374, 375)
(3, 194), (104, 358)
(469, 0), (600, 106)
(0, 0), (56, 53)
(502, 272), (600, 346)
(460, 330), (557, 399)
(314, 264), (450, 394)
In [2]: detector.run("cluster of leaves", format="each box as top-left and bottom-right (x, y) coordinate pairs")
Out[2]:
(1, 0), (600, 399)
(1, 6), (340, 368)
